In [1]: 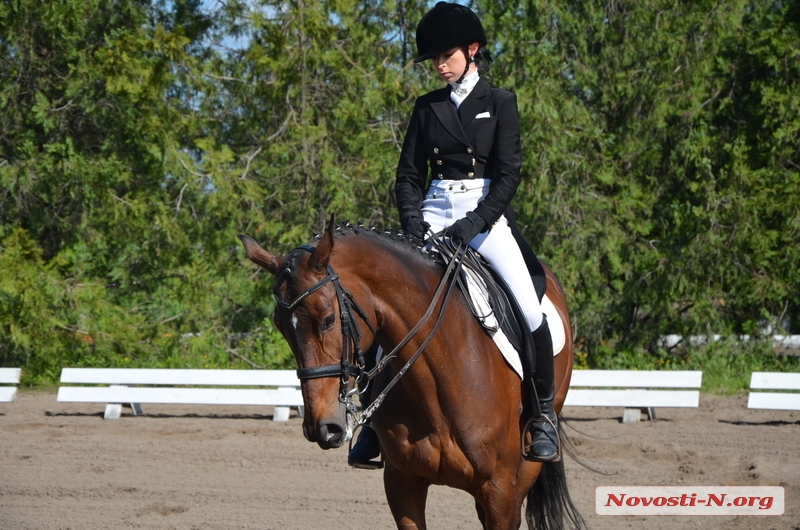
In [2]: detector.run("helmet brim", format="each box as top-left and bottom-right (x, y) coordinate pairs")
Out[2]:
(413, 45), (454, 63)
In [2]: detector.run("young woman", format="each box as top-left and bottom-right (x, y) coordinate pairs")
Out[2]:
(348, 1), (559, 466)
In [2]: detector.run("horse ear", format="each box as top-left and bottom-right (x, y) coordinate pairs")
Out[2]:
(238, 234), (283, 276)
(309, 215), (335, 272)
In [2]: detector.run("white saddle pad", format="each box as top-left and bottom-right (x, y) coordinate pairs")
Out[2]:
(462, 267), (566, 380)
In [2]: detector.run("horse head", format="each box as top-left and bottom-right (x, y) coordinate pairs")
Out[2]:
(239, 218), (367, 450)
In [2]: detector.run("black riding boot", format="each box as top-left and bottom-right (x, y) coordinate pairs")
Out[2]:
(347, 423), (382, 468)
(523, 316), (560, 462)
(347, 377), (383, 469)
(347, 345), (383, 469)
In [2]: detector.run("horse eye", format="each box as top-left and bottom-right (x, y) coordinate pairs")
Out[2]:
(320, 314), (336, 333)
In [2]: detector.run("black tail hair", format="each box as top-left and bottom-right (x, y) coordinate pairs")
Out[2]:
(525, 419), (586, 530)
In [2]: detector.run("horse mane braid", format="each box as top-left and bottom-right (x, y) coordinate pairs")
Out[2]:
(311, 224), (438, 263)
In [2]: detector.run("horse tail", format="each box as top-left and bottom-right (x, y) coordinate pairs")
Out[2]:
(525, 422), (586, 530)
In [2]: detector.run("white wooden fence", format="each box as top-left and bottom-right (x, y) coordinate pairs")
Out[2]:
(49, 367), (800, 420)
(564, 370), (703, 422)
(57, 368), (303, 420)
(0, 368), (21, 402)
(747, 372), (800, 411)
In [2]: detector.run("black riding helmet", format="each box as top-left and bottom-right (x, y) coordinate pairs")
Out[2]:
(413, 2), (487, 64)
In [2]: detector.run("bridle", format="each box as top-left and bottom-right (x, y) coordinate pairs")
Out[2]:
(273, 238), (466, 427)
(273, 244), (372, 386)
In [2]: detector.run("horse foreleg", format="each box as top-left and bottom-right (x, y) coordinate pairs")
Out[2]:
(476, 477), (528, 530)
(383, 464), (430, 530)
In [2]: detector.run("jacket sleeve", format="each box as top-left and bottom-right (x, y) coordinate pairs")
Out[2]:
(395, 99), (429, 228)
(472, 91), (522, 230)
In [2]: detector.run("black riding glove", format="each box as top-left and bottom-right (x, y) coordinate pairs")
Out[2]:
(444, 211), (486, 246)
(404, 217), (431, 244)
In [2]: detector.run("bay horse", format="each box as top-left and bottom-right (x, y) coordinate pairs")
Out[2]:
(239, 219), (583, 530)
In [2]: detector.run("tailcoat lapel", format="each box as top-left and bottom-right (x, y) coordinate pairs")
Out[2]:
(429, 79), (494, 147)
(430, 97), (471, 147)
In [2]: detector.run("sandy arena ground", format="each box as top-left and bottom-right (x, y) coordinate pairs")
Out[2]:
(1, 390), (798, 529)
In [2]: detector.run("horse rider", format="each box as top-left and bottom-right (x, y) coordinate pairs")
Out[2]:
(348, 1), (559, 466)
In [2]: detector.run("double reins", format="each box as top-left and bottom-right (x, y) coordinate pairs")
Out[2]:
(357, 241), (466, 424)
(274, 237), (467, 426)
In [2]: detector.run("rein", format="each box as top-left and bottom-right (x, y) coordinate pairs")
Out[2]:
(357, 241), (465, 424)
(275, 237), (467, 427)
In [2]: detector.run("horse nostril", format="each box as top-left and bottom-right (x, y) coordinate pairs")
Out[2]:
(317, 422), (344, 445)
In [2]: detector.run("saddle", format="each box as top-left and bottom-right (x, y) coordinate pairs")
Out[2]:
(432, 241), (546, 358)
(460, 250), (528, 352)
(429, 239), (563, 379)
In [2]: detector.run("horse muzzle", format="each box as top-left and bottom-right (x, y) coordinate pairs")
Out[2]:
(298, 382), (356, 449)
(303, 417), (354, 449)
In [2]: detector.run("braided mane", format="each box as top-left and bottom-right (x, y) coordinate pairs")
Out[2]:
(314, 222), (440, 271)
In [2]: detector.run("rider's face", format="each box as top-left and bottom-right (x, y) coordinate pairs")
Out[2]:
(430, 43), (478, 83)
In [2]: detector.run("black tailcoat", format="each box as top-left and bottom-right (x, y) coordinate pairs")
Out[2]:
(394, 78), (546, 297)
(395, 78), (521, 229)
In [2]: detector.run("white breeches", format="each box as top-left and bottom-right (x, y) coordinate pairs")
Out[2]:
(422, 179), (543, 332)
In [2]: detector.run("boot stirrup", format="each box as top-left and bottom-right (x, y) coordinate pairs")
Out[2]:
(350, 459), (384, 470)
(520, 415), (561, 463)
(347, 426), (385, 470)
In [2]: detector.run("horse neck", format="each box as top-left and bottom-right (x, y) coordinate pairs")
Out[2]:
(333, 237), (516, 425)
(333, 237), (455, 357)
